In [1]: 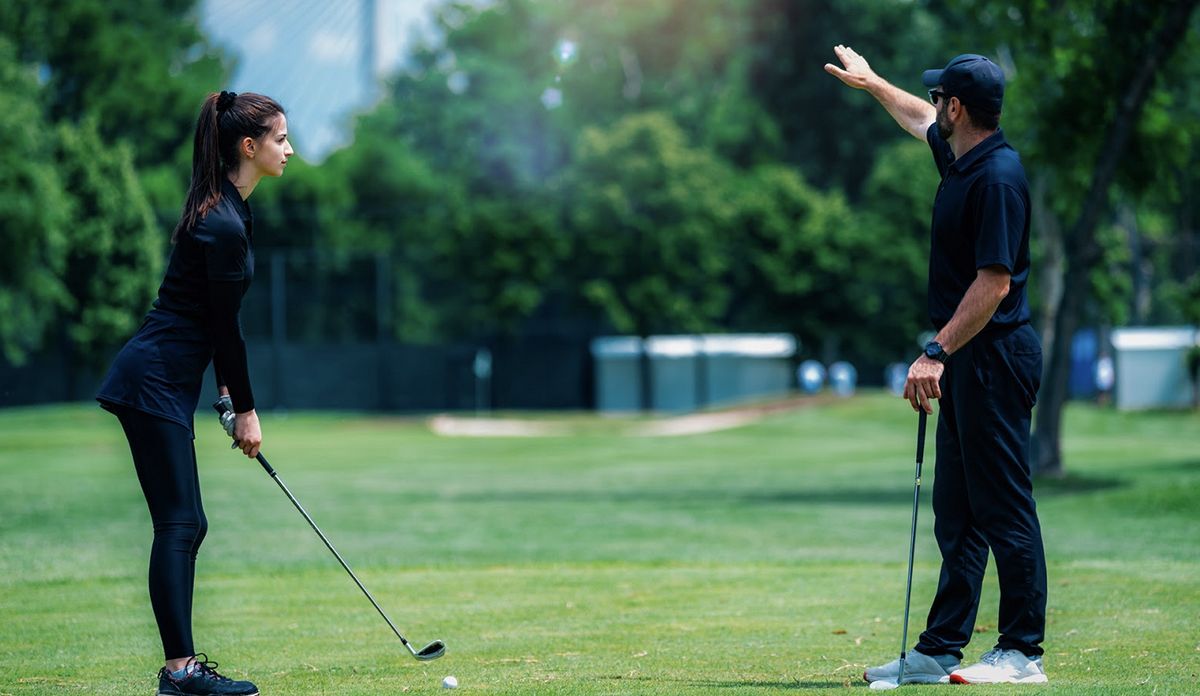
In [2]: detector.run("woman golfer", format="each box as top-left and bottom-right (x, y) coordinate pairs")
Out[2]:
(98, 90), (292, 696)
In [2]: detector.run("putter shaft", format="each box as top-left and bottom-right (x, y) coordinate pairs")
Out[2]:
(898, 409), (928, 685)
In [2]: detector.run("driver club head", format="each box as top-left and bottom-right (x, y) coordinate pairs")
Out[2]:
(414, 640), (447, 661)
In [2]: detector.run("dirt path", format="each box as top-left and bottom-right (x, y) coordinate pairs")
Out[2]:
(427, 395), (836, 437)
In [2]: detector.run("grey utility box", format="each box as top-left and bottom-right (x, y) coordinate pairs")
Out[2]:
(592, 334), (797, 413)
(1110, 326), (1197, 410)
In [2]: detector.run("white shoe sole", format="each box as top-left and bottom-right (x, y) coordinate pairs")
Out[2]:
(865, 673), (952, 685)
(950, 673), (1048, 684)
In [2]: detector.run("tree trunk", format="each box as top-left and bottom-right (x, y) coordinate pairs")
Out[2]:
(1033, 0), (1200, 476)
(1031, 173), (1064, 361)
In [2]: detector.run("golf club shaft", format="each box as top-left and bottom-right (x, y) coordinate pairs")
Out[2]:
(254, 452), (422, 657)
(898, 409), (929, 684)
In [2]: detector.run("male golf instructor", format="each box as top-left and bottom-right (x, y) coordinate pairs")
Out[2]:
(825, 47), (1048, 685)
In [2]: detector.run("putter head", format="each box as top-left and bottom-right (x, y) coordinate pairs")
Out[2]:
(414, 640), (446, 661)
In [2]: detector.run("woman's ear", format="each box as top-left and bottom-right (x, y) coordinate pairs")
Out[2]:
(240, 136), (256, 159)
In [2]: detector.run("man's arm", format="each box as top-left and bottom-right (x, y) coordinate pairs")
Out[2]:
(825, 45), (936, 141)
(904, 265), (1011, 413)
(932, 265), (1011, 355)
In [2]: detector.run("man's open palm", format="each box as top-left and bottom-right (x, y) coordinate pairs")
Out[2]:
(824, 45), (877, 90)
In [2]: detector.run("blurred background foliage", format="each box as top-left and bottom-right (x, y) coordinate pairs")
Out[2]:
(1, 0), (1198, 470)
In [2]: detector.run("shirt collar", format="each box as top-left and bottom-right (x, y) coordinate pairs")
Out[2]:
(949, 128), (1008, 173)
(219, 177), (252, 222)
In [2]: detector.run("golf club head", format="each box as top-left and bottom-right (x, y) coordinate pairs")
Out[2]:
(869, 679), (900, 690)
(413, 639), (446, 661)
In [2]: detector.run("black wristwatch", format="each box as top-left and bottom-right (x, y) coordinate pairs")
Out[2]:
(923, 340), (949, 363)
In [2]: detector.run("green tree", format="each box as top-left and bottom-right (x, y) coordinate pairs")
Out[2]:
(565, 112), (738, 336)
(744, 0), (948, 195)
(55, 117), (163, 362)
(957, 0), (1200, 475)
(0, 39), (71, 364)
(0, 0), (225, 362)
(727, 143), (929, 369)
(0, 0), (224, 173)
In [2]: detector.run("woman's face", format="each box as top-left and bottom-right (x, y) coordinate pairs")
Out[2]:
(251, 114), (294, 178)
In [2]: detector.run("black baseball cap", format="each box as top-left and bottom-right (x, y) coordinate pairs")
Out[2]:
(922, 54), (1005, 114)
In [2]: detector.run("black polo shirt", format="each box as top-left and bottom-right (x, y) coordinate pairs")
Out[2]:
(97, 178), (256, 428)
(158, 177), (256, 412)
(926, 123), (1032, 331)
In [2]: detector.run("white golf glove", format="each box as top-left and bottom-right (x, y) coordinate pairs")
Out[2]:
(217, 395), (236, 439)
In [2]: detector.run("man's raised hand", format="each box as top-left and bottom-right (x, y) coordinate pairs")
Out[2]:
(824, 45), (877, 90)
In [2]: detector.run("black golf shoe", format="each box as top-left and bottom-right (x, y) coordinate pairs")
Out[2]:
(157, 654), (259, 696)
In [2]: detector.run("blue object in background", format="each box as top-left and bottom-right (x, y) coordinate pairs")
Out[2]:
(797, 360), (826, 394)
(1069, 329), (1098, 399)
(886, 362), (908, 396)
(828, 361), (857, 397)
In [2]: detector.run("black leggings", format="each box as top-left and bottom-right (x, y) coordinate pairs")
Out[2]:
(115, 407), (207, 661)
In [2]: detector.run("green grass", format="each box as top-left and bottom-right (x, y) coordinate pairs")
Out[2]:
(1, 392), (1198, 695)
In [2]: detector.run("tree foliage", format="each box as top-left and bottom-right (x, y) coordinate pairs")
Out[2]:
(55, 118), (163, 361)
(2, 0), (1198, 445)
(0, 39), (71, 364)
(940, 0), (1200, 474)
(566, 112), (737, 336)
(0, 0), (224, 170)
(0, 0), (220, 362)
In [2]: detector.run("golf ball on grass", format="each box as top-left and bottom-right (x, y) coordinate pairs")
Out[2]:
(442, 675), (458, 689)
(869, 679), (899, 690)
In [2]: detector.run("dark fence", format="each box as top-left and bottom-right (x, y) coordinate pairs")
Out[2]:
(243, 336), (594, 412)
(0, 336), (594, 412)
(0, 249), (597, 412)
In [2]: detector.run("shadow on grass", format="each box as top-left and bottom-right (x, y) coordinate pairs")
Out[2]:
(676, 679), (850, 690)
(590, 675), (851, 690)
(445, 487), (919, 507)
(1032, 473), (1124, 497)
(1152, 458), (1200, 472)
(449, 478), (1142, 505)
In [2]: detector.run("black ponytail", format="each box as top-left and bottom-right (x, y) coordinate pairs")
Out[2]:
(172, 91), (285, 242)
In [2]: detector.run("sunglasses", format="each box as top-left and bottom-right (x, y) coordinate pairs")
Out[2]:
(928, 89), (950, 105)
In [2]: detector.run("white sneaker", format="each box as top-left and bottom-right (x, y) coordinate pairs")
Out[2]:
(864, 649), (960, 684)
(950, 648), (1048, 684)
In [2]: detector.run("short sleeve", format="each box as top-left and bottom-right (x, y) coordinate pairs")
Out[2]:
(974, 183), (1025, 273)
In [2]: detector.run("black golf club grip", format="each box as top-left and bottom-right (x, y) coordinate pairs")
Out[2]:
(916, 408), (928, 463)
(256, 453), (276, 476)
(212, 399), (275, 475)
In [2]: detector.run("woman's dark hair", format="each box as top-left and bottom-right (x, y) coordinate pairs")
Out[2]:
(172, 91), (285, 241)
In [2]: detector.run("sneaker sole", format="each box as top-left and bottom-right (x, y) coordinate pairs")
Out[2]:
(158, 686), (256, 691)
(865, 673), (952, 685)
(950, 673), (1048, 684)
(158, 690), (258, 696)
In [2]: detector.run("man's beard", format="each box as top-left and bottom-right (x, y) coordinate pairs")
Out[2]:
(936, 109), (954, 141)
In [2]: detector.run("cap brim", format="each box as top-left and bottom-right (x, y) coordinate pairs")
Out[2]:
(921, 69), (943, 88)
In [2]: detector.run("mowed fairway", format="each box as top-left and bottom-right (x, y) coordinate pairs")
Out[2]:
(1, 393), (1198, 695)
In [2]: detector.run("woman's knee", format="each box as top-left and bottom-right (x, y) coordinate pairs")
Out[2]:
(153, 512), (207, 548)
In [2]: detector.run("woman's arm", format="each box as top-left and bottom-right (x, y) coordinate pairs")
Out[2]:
(208, 278), (261, 457)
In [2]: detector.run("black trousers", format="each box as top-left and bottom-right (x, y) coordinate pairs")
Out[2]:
(915, 323), (1047, 659)
(114, 407), (207, 661)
